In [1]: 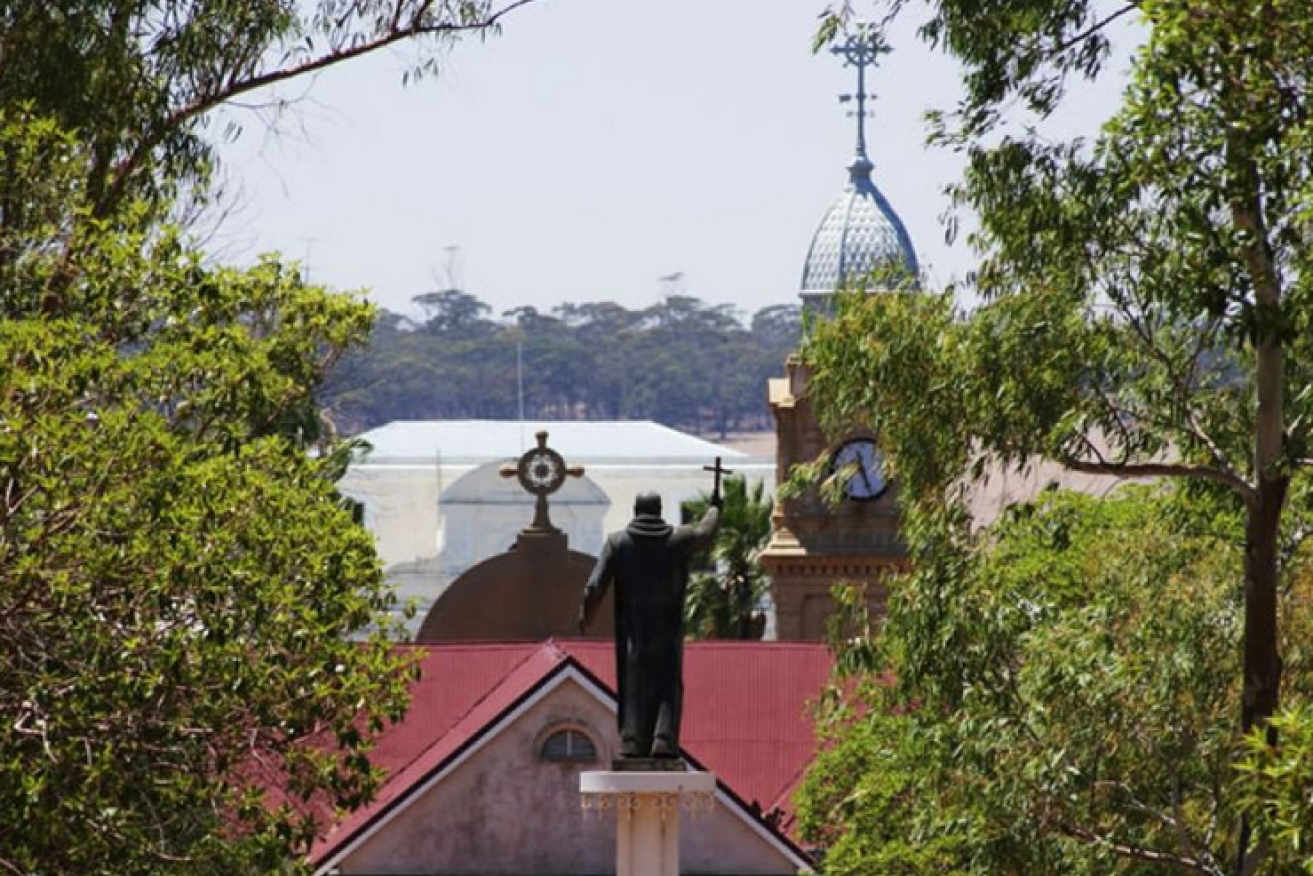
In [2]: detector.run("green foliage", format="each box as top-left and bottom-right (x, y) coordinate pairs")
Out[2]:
(1237, 706), (1313, 874)
(798, 584), (973, 875)
(681, 475), (773, 640)
(802, 3), (1313, 871)
(799, 487), (1313, 876)
(0, 110), (413, 873)
(1, 1), (534, 870)
(329, 293), (801, 437)
(799, 707), (973, 876)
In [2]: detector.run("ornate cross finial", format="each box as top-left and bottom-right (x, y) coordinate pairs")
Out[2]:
(499, 430), (585, 533)
(831, 28), (883, 164)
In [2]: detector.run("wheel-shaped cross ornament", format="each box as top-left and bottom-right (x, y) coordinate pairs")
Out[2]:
(519, 443), (567, 496)
(500, 430), (585, 533)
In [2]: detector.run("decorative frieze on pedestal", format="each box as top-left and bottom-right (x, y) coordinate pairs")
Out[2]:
(580, 770), (716, 876)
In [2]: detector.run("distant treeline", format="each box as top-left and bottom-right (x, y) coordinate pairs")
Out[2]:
(326, 291), (802, 437)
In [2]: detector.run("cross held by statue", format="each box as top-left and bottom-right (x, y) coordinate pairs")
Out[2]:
(703, 456), (733, 505)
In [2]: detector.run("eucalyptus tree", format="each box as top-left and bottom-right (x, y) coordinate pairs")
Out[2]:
(0, 114), (414, 875)
(803, 2), (1313, 873)
(0, 2), (539, 870)
(796, 486), (1313, 876)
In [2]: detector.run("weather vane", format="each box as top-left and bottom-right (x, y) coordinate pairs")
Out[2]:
(832, 27), (883, 162)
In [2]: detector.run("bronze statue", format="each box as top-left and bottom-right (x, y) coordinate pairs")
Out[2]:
(580, 471), (724, 762)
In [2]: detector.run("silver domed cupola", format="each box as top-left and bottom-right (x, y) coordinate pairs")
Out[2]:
(800, 32), (918, 305)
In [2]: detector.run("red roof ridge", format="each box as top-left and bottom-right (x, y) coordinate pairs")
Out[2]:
(548, 638), (829, 649)
(390, 641), (552, 651)
(313, 644), (572, 866)
(379, 643), (562, 788)
(767, 758), (812, 815)
(542, 637), (572, 660)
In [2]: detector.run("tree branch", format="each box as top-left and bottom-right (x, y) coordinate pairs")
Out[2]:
(101, 0), (541, 214)
(1057, 454), (1258, 504)
(1056, 820), (1223, 876)
(1116, 301), (1242, 482)
(1092, 778), (1217, 870)
(1052, 2), (1143, 55)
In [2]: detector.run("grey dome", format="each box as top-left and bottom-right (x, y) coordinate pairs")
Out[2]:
(800, 156), (918, 298)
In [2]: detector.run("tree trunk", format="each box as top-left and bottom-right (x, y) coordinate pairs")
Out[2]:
(1234, 315), (1286, 876)
(735, 579), (752, 641)
(1237, 473), (1286, 876)
(1234, 189), (1286, 873)
(1241, 477), (1286, 737)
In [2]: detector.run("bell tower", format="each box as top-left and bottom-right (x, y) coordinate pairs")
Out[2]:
(760, 30), (917, 640)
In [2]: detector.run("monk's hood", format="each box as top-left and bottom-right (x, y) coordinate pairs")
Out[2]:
(626, 514), (673, 539)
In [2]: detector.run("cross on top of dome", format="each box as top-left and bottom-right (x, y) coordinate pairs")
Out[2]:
(499, 430), (585, 533)
(832, 29), (884, 167)
(798, 26), (918, 300)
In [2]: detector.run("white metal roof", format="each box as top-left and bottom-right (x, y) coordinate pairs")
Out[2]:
(354, 420), (748, 465)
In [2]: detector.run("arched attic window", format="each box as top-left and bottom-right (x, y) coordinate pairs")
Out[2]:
(539, 727), (598, 764)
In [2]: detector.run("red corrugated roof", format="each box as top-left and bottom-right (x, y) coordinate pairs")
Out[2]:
(311, 640), (831, 868)
(564, 640), (831, 830)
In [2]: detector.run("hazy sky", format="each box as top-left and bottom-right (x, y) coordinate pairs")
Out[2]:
(212, 0), (1130, 321)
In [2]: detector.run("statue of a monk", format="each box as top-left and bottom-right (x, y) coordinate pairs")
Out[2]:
(580, 489), (720, 760)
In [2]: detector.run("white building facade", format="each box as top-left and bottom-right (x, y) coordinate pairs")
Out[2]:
(338, 420), (773, 636)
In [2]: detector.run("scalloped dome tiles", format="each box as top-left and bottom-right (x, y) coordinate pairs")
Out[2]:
(799, 157), (918, 296)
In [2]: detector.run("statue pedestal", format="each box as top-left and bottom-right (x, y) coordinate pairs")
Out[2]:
(580, 770), (716, 876)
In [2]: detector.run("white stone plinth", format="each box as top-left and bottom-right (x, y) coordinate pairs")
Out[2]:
(580, 770), (716, 876)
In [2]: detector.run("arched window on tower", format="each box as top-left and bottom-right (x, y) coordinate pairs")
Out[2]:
(538, 727), (598, 764)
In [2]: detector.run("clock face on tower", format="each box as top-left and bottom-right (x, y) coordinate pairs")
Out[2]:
(829, 438), (886, 501)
